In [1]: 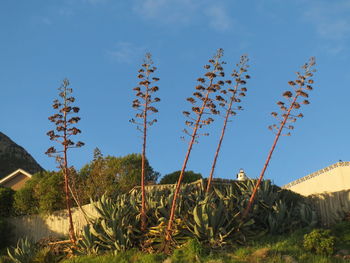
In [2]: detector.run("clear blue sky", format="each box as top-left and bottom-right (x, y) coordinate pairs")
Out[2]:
(1, 0), (349, 186)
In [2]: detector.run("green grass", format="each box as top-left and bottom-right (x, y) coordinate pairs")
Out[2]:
(61, 229), (350, 263)
(34, 222), (350, 263)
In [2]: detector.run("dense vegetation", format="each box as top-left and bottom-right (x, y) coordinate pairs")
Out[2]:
(159, 170), (202, 185)
(9, 153), (160, 215)
(74, 181), (317, 254)
(3, 211), (350, 262)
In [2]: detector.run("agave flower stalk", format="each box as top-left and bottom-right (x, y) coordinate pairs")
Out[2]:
(46, 79), (84, 243)
(165, 49), (225, 243)
(130, 53), (160, 231)
(243, 57), (316, 218)
(206, 55), (250, 193)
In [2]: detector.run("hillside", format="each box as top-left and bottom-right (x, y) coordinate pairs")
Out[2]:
(0, 132), (43, 179)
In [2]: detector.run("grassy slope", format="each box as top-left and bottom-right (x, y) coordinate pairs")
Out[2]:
(62, 223), (350, 263)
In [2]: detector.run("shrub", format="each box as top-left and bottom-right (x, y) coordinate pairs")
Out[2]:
(159, 170), (202, 185)
(13, 171), (65, 215)
(80, 153), (160, 200)
(303, 229), (336, 255)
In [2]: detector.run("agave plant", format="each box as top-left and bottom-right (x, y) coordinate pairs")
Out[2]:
(7, 238), (36, 263)
(83, 194), (142, 252)
(76, 225), (99, 255)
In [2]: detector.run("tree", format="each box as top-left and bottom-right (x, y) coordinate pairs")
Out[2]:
(159, 170), (202, 185)
(80, 153), (160, 199)
(80, 148), (109, 201)
(243, 57), (316, 218)
(45, 79), (84, 243)
(165, 49), (224, 244)
(13, 171), (66, 215)
(206, 55), (250, 192)
(130, 53), (161, 231)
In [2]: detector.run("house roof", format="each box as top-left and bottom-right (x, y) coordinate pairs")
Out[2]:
(283, 161), (350, 189)
(0, 168), (33, 185)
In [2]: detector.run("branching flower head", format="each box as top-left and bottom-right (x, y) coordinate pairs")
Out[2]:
(268, 57), (316, 136)
(215, 54), (250, 117)
(46, 79), (84, 167)
(130, 53), (160, 131)
(182, 48), (226, 142)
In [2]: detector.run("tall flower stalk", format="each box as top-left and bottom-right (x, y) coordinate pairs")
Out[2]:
(46, 79), (84, 242)
(130, 53), (160, 231)
(206, 55), (250, 193)
(243, 57), (316, 218)
(165, 49), (224, 243)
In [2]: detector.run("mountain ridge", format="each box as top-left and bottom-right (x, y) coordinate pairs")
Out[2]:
(0, 132), (43, 179)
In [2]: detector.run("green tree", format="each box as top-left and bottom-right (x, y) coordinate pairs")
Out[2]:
(13, 177), (39, 215)
(13, 171), (65, 215)
(80, 153), (160, 199)
(80, 148), (113, 201)
(159, 170), (202, 185)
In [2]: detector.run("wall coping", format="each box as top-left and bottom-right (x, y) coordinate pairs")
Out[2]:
(283, 161), (350, 189)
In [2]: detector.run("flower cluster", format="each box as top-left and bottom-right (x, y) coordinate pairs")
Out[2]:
(45, 79), (84, 166)
(268, 57), (316, 136)
(130, 53), (160, 131)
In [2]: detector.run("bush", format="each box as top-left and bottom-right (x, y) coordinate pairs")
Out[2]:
(303, 229), (336, 255)
(159, 170), (202, 184)
(13, 171), (65, 215)
(80, 153), (160, 200)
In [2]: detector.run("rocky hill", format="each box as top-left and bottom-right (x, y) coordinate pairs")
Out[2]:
(0, 132), (43, 179)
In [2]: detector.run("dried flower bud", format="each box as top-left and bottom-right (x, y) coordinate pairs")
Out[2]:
(293, 102), (301, 109)
(187, 97), (196, 104)
(283, 91), (293, 98)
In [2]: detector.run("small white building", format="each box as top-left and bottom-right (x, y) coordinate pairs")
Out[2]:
(236, 169), (249, 181)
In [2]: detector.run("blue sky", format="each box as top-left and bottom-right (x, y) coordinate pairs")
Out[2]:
(1, 0), (349, 186)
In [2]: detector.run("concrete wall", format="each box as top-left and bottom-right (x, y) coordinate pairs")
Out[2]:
(8, 203), (99, 243)
(284, 162), (350, 196)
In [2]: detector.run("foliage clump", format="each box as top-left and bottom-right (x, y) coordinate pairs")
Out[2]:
(79, 152), (160, 201)
(13, 171), (65, 215)
(303, 229), (336, 255)
(159, 170), (202, 185)
(76, 181), (317, 255)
